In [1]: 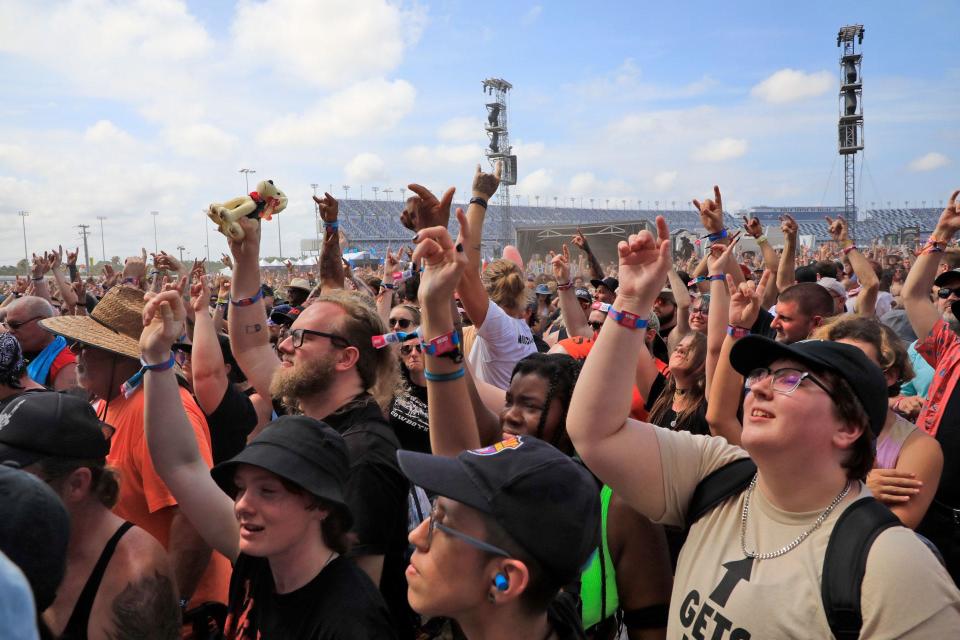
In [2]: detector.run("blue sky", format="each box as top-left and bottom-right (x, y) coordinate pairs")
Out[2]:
(0, 0), (957, 265)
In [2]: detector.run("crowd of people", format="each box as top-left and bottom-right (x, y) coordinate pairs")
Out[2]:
(0, 167), (959, 639)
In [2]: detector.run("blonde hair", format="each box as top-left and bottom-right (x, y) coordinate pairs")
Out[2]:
(483, 259), (526, 314)
(316, 289), (400, 414)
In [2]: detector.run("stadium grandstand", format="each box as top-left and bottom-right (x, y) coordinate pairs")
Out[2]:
(321, 199), (941, 259)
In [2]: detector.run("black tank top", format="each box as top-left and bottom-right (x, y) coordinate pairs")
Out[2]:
(60, 521), (134, 639)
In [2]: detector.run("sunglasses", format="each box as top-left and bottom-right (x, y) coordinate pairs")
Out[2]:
(588, 321), (604, 332)
(937, 287), (960, 299)
(389, 317), (413, 330)
(399, 343), (423, 356)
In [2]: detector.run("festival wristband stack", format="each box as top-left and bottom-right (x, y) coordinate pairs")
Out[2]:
(918, 238), (948, 255)
(420, 330), (463, 362)
(688, 274), (725, 286)
(371, 328), (420, 349)
(727, 324), (751, 338)
(556, 280), (573, 291)
(121, 353), (176, 399)
(607, 307), (648, 330)
(230, 288), (264, 307)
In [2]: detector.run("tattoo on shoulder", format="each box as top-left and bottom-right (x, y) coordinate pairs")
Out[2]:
(244, 323), (262, 334)
(107, 571), (180, 640)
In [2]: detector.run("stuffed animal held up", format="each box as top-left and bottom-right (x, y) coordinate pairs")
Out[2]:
(208, 179), (288, 240)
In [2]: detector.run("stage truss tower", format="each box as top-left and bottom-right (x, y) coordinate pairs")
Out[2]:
(838, 25), (864, 241)
(483, 78), (517, 248)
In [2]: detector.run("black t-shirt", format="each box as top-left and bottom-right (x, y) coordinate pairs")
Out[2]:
(0, 388), (49, 413)
(752, 308), (777, 339)
(389, 375), (430, 454)
(224, 554), (397, 639)
(933, 383), (960, 507)
(204, 384), (259, 464)
(644, 373), (710, 436)
(324, 395), (416, 638)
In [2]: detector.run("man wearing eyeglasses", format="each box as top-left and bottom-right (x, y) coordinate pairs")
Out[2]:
(3, 296), (77, 391)
(226, 215), (415, 636)
(902, 191), (960, 584)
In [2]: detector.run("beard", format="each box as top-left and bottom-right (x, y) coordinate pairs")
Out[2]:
(270, 353), (338, 408)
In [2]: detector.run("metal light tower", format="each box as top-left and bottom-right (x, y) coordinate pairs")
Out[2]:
(150, 211), (159, 254)
(239, 168), (256, 192)
(18, 211), (29, 274)
(483, 77), (517, 248)
(96, 216), (107, 263)
(838, 24), (864, 241)
(311, 183), (321, 257)
(77, 224), (91, 273)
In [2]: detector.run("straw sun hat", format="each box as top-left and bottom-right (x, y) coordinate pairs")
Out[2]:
(39, 286), (147, 361)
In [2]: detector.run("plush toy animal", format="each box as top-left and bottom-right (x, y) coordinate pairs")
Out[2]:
(208, 179), (288, 240)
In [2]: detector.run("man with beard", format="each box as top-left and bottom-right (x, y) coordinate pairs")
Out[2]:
(654, 288), (677, 339)
(770, 282), (835, 344)
(226, 212), (414, 636)
(902, 190), (960, 583)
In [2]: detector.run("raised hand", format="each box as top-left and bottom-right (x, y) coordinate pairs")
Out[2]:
(402, 183), (456, 233)
(49, 246), (64, 270)
(140, 278), (188, 363)
(411, 208), (470, 307)
(825, 216), (849, 243)
(550, 244), (572, 283)
(779, 214), (798, 238)
(66, 246), (79, 267)
(727, 269), (770, 329)
(31, 252), (52, 278)
(742, 216), (763, 239)
(313, 192), (338, 223)
(933, 189), (960, 240)
(615, 216), (672, 302)
(692, 185), (725, 234)
(220, 253), (233, 270)
(153, 251), (183, 274)
(189, 270), (211, 314)
(14, 276), (27, 295)
(227, 217), (261, 265)
(708, 231), (742, 271)
(123, 249), (148, 283)
(472, 161), (502, 200)
(572, 228), (589, 252)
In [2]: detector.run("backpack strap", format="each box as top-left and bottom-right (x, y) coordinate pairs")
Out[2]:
(821, 496), (900, 640)
(686, 458), (757, 524)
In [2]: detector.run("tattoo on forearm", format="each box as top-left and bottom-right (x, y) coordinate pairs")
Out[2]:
(107, 571), (179, 640)
(244, 323), (262, 334)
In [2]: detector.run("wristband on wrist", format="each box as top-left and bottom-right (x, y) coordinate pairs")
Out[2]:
(31, 276), (44, 282)
(841, 244), (857, 256)
(556, 281), (573, 290)
(591, 301), (611, 313)
(324, 221), (339, 233)
(687, 274), (725, 286)
(372, 328), (419, 349)
(726, 324), (751, 338)
(607, 307), (649, 330)
(383, 282), (397, 290)
(121, 277), (139, 286)
(421, 330), (463, 362)
(469, 196), (488, 210)
(697, 228), (729, 244)
(756, 235), (768, 244)
(216, 298), (228, 305)
(391, 266), (419, 284)
(121, 353), (176, 399)
(424, 367), (466, 382)
(229, 288), (264, 306)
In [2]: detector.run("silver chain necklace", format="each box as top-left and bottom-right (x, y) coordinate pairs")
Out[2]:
(740, 474), (851, 560)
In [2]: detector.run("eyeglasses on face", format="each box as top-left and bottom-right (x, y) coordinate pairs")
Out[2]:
(937, 287), (960, 300)
(426, 498), (511, 557)
(389, 317), (413, 330)
(400, 343), (423, 356)
(3, 315), (43, 331)
(744, 367), (831, 396)
(689, 307), (708, 316)
(288, 328), (351, 349)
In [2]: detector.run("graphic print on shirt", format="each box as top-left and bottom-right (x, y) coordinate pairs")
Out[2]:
(677, 557), (753, 639)
(225, 579), (259, 640)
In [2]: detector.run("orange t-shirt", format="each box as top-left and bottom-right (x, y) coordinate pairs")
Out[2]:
(100, 386), (230, 608)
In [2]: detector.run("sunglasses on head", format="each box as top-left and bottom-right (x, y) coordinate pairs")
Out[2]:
(390, 317), (413, 330)
(937, 287), (960, 299)
(400, 343), (423, 356)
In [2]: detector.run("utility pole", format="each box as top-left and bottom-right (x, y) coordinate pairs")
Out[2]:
(17, 211), (28, 275)
(311, 183), (321, 257)
(177, 245), (185, 263)
(96, 216), (107, 263)
(77, 224), (91, 274)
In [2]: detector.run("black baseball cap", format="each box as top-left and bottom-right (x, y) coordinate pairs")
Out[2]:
(0, 464), (70, 611)
(574, 287), (592, 302)
(730, 336), (887, 436)
(933, 269), (960, 287)
(397, 435), (600, 584)
(212, 416), (353, 528)
(269, 304), (303, 326)
(590, 277), (619, 294)
(0, 393), (111, 468)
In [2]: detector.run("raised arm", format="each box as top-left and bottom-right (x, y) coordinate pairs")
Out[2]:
(314, 193), (345, 291)
(187, 271), (228, 414)
(412, 211), (482, 456)
(455, 164), (500, 328)
(827, 216), (879, 316)
(49, 247), (79, 311)
(29, 252), (53, 304)
(567, 217), (672, 520)
(226, 217), (281, 400)
(140, 282), (240, 563)
(572, 229), (604, 281)
(705, 235), (743, 394)
(551, 244), (591, 339)
(776, 214), (798, 292)
(902, 190), (960, 339)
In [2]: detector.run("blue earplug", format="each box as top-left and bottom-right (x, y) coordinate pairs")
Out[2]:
(494, 574), (509, 591)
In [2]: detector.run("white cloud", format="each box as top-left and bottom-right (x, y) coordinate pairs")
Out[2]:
(84, 121), (136, 147)
(522, 5), (543, 25)
(653, 171), (678, 190)
(438, 117), (485, 142)
(259, 79), (416, 146)
(751, 69), (833, 104)
(345, 153), (387, 183)
(694, 138), (748, 162)
(908, 152), (949, 172)
(516, 168), (554, 196)
(404, 144), (482, 170)
(162, 123), (238, 158)
(231, 0), (425, 88)
(512, 141), (545, 161)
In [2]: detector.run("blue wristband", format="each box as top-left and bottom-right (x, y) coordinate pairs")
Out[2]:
(230, 288), (264, 306)
(424, 368), (466, 382)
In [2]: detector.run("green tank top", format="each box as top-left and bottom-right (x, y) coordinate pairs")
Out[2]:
(580, 484), (618, 629)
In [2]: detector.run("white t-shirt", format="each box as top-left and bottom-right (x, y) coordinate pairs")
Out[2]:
(653, 429), (960, 639)
(845, 290), (894, 317)
(467, 299), (537, 389)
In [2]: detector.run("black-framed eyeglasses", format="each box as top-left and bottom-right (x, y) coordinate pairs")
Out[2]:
(588, 321), (604, 332)
(689, 307), (709, 316)
(427, 498), (511, 557)
(937, 287), (960, 300)
(3, 315), (43, 331)
(400, 343), (423, 356)
(289, 328), (351, 349)
(744, 367), (831, 396)
(390, 317), (413, 330)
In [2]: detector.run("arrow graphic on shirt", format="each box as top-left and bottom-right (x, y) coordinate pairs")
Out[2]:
(708, 557), (754, 608)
